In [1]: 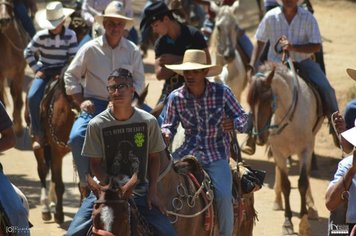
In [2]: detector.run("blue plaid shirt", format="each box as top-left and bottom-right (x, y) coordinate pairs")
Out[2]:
(161, 80), (248, 164)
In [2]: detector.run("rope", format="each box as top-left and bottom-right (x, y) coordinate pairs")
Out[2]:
(166, 199), (213, 218)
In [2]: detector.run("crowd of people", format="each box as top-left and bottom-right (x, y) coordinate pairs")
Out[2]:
(0, 0), (355, 235)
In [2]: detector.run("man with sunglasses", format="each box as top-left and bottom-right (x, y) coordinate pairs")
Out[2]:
(64, 1), (145, 200)
(67, 67), (176, 236)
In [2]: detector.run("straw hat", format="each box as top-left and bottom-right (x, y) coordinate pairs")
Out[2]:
(95, 1), (133, 27)
(35, 1), (74, 30)
(165, 49), (222, 77)
(346, 68), (356, 81)
(276, 0), (304, 6)
(341, 119), (356, 147)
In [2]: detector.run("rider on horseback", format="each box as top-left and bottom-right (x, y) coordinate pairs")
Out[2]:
(161, 49), (249, 236)
(24, 1), (78, 150)
(66, 67), (176, 236)
(242, 0), (339, 154)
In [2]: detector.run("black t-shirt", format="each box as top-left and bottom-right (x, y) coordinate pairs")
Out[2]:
(154, 23), (207, 58)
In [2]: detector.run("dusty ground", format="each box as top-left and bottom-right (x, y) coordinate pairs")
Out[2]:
(1, 0), (356, 235)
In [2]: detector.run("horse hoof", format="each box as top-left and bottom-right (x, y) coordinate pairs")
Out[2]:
(49, 202), (56, 214)
(54, 212), (64, 224)
(282, 218), (294, 235)
(299, 215), (311, 236)
(42, 211), (52, 221)
(308, 207), (319, 220)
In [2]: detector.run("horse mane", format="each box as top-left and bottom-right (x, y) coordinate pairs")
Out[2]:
(247, 62), (291, 107)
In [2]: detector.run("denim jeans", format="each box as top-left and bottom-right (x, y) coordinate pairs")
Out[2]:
(69, 100), (162, 185)
(202, 159), (233, 236)
(344, 99), (356, 130)
(298, 58), (339, 117)
(66, 192), (176, 236)
(68, 98), (108, 186)
(28, 76), (51, 137)
(13, 0), (36, 37)
(0, 170), (29, 236)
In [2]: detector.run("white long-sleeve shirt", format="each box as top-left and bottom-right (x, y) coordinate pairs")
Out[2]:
(64, 35), (145, 100)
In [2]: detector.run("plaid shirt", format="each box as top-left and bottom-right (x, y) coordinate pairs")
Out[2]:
(256, 6), (321, 62)
(162, 80), (248, 164)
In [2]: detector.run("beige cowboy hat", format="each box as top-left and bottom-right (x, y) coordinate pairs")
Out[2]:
(95, 1), (133, 28)
(341, 119), (356, 147)
(165, 49), (222, 77)
(276, 0), (304, 6)
(346, 68), (356, 81)
(35, 1), (74, 30)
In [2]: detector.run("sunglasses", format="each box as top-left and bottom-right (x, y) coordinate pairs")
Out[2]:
(107, 83), (130, 93)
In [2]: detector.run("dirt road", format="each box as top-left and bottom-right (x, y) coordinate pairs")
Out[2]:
(1, 0), (356, 235)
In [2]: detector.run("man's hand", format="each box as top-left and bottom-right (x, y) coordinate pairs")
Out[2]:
(351, 150), (356, 174)
(80, 100), (95, 114)
(35, 70), (45, 78)
(147, 187), (166, 214)
(278, 35), (294, 52)
(222, 117), (234, 132)
(157, 54), (182, 66)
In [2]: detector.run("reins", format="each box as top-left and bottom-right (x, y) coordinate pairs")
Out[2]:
(253, 41), (300, 136)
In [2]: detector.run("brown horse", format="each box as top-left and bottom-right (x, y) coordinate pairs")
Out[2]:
(88, 153), (257, 236)
(0, 0), (27, 135)
(32, 72), (77, 224)
(247, 63), (322, 235)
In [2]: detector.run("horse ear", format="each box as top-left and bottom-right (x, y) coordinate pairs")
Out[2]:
(231, 0), (240, 13)
(209, 1), (220, 14)
(266, 67), (275, 85)
(87, 175), (100, 198)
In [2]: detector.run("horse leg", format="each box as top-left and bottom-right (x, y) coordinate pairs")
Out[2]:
(34, 148), (51, 221)
(9, 72), (24, 135)
(273, 165), (283, 210)
(276, 164), (293, 235)
(50, 148), (65, 224)
(298, 162), (311, 236)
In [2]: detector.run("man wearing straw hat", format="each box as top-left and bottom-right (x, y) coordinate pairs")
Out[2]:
(64, 1), (146, 200)
(161, 49), (248, 236)
(24, 1), (78, 150)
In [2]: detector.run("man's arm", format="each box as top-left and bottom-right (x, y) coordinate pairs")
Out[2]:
(147, 151), (165, 213)
(325, 151), (356, 211)
(90, 157), (107, 184)
(155, 54), (183, 80)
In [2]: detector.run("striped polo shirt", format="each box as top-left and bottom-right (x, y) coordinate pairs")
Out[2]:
(24, 27), (78, 73)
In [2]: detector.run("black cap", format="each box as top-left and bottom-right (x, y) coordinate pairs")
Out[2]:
(108, 68), (133, 80)
(139, 1), (171, 34)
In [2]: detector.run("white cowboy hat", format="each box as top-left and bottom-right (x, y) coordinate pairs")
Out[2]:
(95, 1), (133, 28)
(165, 49), (222, 77)
(276, 0), (304, 6)
(35, 1), (74, 30)
(341, 119), (356, 147)
(346, 68), (356, 81)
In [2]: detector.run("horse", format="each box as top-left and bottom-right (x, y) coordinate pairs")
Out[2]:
(0, 0), (27, 135)
(87, 152), (258, 236)
(246, 62), (323, 235)
(208, 0), (248, 102)
(30, 71), (77, 224)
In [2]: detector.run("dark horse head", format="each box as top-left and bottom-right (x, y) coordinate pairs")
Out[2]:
(0, 0), (14, 31)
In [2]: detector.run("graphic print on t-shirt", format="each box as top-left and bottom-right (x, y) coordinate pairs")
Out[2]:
(102, 123), (147, 184)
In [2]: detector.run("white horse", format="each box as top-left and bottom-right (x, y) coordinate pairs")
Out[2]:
(208, 0), (247, 101)
(247, 63), (323, 236)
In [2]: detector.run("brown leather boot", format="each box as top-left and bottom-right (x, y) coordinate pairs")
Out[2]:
(241, 134), (256, 155)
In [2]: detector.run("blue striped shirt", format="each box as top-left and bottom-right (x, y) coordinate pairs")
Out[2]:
(24, 27), (78, 73)
(162, 80), (248, 164)
(256, 6), (321, 62)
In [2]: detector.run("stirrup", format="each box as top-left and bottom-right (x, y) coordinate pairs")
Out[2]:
(330, 112), (342, 148)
